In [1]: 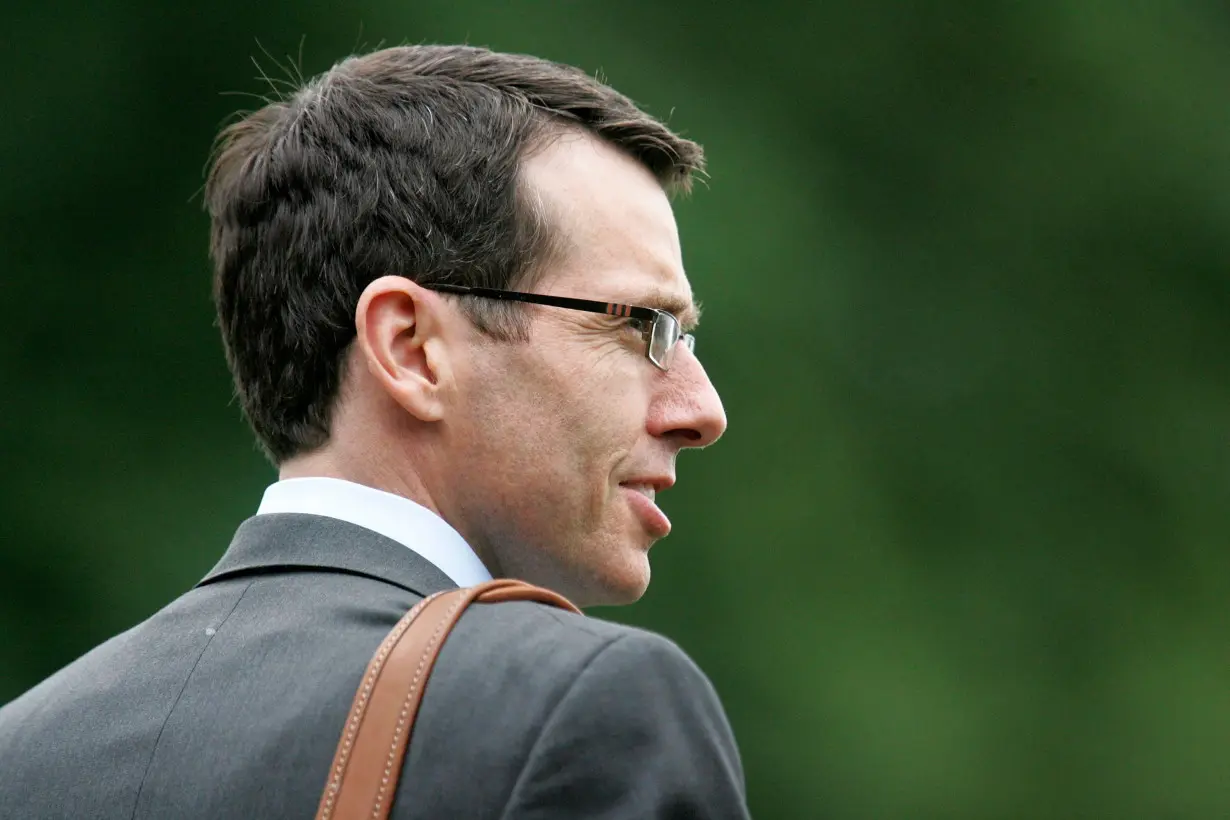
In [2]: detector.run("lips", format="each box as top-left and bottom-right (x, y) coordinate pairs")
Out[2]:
(620, 482), (657, 502)
(618, 473), (675, 494)
(619, 478), (673, 537)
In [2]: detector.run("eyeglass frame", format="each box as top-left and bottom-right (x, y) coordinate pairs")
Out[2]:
(423, 283), (696, 371)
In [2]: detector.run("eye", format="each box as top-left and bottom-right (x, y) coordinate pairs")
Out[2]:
(624, 317), (652, 335)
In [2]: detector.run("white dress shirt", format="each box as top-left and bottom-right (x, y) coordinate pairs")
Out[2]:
(255, 477), (493, 587)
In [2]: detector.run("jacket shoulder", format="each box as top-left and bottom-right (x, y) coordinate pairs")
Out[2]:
(446, 598), (690, 676)
(392, 599), (715, 817)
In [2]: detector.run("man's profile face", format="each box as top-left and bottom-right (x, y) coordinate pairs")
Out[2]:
(444, 131), (727, 607)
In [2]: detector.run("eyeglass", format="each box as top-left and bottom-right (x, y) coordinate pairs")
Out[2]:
(424, 283), (695, 371)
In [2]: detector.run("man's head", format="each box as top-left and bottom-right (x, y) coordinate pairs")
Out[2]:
(206, 45), (726, 606)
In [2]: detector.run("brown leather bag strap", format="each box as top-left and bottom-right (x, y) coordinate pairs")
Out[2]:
(315, 579), (581, 820)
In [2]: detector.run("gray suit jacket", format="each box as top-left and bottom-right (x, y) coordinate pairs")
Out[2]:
(0, 514), (749, 818)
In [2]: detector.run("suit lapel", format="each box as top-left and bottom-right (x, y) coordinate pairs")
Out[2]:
(197, 513), (459, 597)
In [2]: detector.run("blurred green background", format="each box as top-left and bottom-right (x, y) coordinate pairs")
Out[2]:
(3, 2), (1230, 817)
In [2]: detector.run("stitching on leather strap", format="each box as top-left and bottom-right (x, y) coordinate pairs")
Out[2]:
(370, 594), (468, 816)
(319, 593), (438, 820)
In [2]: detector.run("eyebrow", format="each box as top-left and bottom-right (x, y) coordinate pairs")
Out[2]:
(638, 290), (702, 331)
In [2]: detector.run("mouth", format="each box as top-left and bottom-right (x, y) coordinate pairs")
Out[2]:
(619, 481), (658, 503)
(618, 477), (674, 538)
(618, 474), (675, 496)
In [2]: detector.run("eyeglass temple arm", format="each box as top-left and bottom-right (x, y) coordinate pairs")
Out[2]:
(425, 283), (658, 321)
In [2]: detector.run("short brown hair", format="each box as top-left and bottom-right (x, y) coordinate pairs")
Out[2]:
(206, 45), (704, 463)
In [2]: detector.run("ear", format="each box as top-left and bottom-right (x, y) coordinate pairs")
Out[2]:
(354, 276), (453, 423)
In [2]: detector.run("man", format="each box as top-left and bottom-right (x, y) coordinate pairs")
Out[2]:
(0, 45), (748, 818)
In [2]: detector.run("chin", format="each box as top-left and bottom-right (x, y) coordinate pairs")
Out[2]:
(518, 531), (655, 608)
(576, 553), (652, 608)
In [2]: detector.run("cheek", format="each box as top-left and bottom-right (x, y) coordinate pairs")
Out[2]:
(557, 372), (647, 469)
(460, 361), (575, 482)
(465, 342), (651, 495)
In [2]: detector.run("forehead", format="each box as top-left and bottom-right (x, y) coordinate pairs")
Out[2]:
(521, 130), (698, 325)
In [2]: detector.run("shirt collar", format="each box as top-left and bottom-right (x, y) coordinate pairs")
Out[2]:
(255, 477), (492, 588)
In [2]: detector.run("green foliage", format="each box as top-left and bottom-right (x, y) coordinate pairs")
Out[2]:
(3, 2), (1229, 816)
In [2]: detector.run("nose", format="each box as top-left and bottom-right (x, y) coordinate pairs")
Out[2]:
(648, 345), (727, 448)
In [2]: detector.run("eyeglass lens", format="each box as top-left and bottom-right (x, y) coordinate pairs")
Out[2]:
(650, 313), (682, 368)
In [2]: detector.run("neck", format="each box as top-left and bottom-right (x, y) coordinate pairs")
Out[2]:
(279, 446), (439, 519)
(276, 445), (505, 578)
